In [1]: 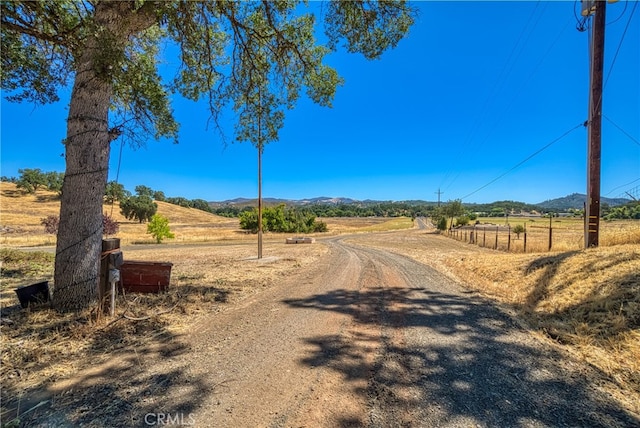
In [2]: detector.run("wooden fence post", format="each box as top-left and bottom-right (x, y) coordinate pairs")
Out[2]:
(524, 224), (528, 253)
(548, 215), (553, 251)
(495, 226), (499, 250)
(507, 225), (511, 252)
(483, 228), (486, 247)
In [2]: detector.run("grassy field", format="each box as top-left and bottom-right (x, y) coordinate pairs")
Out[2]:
(0, 182), (412, 247)
(450, 216), (640, 253)
(1, 181), (639, 419)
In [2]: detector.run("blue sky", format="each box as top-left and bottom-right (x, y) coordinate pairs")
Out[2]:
(1, 1), (639, 204)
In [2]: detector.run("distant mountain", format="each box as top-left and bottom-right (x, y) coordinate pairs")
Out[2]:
(209, 196), (363, 208)
(209, 193), (632, 211)
(537, 193), (630, 210)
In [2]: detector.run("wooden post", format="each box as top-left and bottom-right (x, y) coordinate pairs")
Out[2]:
(524, 225), (528, 253)
(548, 215), (553, 251)
(507, 225), (511, 252)
(585, 0), (606, 248)
(483, 228), (486, 247)
(495, 226), (499, 250)
(99, 238), (120, 314)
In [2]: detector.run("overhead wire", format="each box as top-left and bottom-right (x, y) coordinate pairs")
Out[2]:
(590, 0), (638, 124)
(604, 177), (640, 196)
(604, 115), (640, 147)
(447, 12), (572, 196)
(459, 123), (583, 201)
(438, 1), (544, 192)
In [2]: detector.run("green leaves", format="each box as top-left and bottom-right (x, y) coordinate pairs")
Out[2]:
(146, 213), (175, 244)
(239, 204), (326, 234)
(325, 1), (416, 60)
(2, 0), (416, 148)
(120, 194), (157, 223)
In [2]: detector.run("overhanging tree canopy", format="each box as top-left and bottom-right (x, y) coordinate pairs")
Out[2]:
(1, 0), (416, 312)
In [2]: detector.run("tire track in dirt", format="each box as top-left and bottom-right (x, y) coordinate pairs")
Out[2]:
(19, 232), (640, 427)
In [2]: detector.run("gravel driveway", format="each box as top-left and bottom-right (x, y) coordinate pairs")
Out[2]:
(22, 234), (638, 427)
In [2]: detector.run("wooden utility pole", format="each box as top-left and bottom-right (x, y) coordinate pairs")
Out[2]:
(435, 188), (444, 207)
(584, 0), (606, 248)
(257, 92), (263, 259)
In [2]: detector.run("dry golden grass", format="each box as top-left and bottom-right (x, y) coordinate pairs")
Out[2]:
(0, 183), (411, 413)
(439, 243), (640, 412)
(0, 183), (412, 247)
(451, 217), (640, 253)
(2, 182), (638, 416)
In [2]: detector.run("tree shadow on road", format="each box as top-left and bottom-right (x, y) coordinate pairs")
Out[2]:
(284, 286), (639, 427)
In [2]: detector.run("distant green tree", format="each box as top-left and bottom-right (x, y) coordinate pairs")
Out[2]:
(147, 214), (174, 244)
(105, 181), (128, 204)
(120, 195), (157, 223)
(166, 196), (191, 208)
(135, 185), (154, 198)
(444, 200), (464, 229)
(16, 168), (47, 194)
(436, 216), (448, 231)
(239, 204), (327, 233)
(191, 199), (212, 213)
(512, 224), (525, 239)
(604, 203), (640, 220)
(45, 171), (64, 195)
(239, 209), (259, 233)
(455, 215), (470, 226)
(153, 190), (166, 202)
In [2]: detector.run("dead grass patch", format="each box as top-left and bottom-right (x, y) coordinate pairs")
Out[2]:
(0, 241), (327, 419)
(439, 243), (640, 413)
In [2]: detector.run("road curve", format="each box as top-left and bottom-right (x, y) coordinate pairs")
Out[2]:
(181, 236), (637, 427)
(24, 234), (638, 427)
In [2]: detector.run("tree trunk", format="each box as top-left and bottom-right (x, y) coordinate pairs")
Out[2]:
(53, 2), (130, 312)
(53, 54), (111, 311)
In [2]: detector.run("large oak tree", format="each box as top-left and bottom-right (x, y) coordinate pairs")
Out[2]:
(1, 0), (415, 312)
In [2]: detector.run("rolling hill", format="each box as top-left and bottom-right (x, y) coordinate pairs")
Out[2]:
(537, 193), (630, 210)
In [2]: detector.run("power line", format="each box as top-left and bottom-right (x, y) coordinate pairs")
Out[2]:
(442, 9), (572, 194)
(591, 0), (638, 119)
(603, 114), (640, 147)
(604, 177), (640, 196)
(603, 0), (638, 93)
(460, 123), (583, 201)
(439, 1), (545, 191)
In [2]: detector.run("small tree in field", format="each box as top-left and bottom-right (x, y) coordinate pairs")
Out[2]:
(436, 217), (448, 231)
(147, 214), (174, 244)
(120, 195), (157, 223)
(17, 168), (47, 194)
(513, 224), (525, 239)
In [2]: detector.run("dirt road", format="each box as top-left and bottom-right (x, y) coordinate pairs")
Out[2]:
(24, 233), (638, 427)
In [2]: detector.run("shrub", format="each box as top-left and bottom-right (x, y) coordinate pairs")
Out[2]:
(41, 215), (59, 234)
(103, 213), (120, 236)
(512, 224), (525, 239)
(456, 215), (470, 226)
